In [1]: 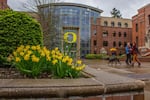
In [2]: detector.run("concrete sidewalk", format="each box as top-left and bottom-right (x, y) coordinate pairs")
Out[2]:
(83, 59), (150, 80)
(83, 59), (150, 100)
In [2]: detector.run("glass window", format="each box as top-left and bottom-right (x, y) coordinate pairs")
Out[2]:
(124, 32), (127, 37)
(113, 41), (116, 47)
(93, 30), (97, 35)
(113, 31), (116, 37)
(124, 42), (127, 47)
(148, 15), (150, 25)
(136, 23), (138, 32)
(103, 41), (108, 46)
(94, 40), (97, 46)
(124, 23), (128, 28)
(104, 21), (108, 26)
(103, 31), (108, 37)
(118, 22), (122, 27)
(118, 32), (121, 37)
(111, 21), (115, 27)
(118, 41), (122, 47)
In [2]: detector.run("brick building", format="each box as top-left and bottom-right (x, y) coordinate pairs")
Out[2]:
(91, 16), (132, 55)
(0, 0), (9, 10)
(132, 4), (150, 48)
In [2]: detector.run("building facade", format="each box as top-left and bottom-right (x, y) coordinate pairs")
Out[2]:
(91, 17), (132, 55)
(0, 0), (9, 10)
(39, 3), (103, 57)
(132, 4), (150, 48)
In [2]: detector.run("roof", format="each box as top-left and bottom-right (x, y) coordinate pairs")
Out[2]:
(39, 2), (103, 13)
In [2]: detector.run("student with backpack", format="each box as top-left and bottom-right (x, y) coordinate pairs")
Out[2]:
(125, 42), (132, 65)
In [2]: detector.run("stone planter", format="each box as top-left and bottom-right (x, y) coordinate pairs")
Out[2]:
(0, 66), (145, 100)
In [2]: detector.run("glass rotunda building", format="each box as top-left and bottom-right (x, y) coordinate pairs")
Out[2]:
(39, 3), (103, 57)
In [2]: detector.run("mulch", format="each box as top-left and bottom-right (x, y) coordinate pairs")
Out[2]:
(0, 67), (52, 79)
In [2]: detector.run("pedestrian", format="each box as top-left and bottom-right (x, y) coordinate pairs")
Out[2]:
(131, 42), (141, 67)
(125, 42), (132, 65)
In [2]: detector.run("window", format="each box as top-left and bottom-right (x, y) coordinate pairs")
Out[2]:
(118, 41), (122, 47)
(103, 31), (108, 37)
(118, 22), (122, 27)
(124, 42), (127, 47)
(113, 31), (116, 37)
(148, 15), (150, 25)
(111, 21), (115, 27)
(118, 32), (121, 37)
(104, 21), (108, 26)
(124, 23), (128, 28)
(93, 30), (97, 35)
(124, 32), (127, 37)
(113, 41), (116, 47)
(103, 41), (108, 46)
(136, 23), (138, 32)
(94, 40), (97, 46)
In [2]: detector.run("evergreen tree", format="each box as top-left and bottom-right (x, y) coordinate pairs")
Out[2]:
(110, 8), (122, 18)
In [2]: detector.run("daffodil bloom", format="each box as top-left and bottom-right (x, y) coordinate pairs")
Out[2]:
(46, 56), (51, 61)
(62, 58), (67, 63)
(52, 59), (58, 65)
(27, 50), (32, 55)
(51, 50), (55, 55)
(36, 45), (41, 50)
(15, 57), (21, 62)
(32, 56), (39, 62)
(55, 47), (58, 51)
(16, 45), (24, 52)
(13, 51), (17, 56)
(31, 46), (36, 50)
(57, 56), (62, 60)
(77, 60), (82, 65)
(20, 52), (24, 56)
(25, 45), (30, 50)
(41, 51), (45, 57)
(24, 54), (30, 61)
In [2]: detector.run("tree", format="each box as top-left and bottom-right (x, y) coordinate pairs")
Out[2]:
(110, 8), (122, 18)
(21, 0), (61, 49)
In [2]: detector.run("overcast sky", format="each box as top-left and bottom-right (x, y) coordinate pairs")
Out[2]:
(8, 0), (150, 19)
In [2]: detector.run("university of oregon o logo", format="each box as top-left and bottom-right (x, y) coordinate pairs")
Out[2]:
(64, 32), (77, 43)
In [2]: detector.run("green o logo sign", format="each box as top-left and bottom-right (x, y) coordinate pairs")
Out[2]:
(64, 32), (77, 43)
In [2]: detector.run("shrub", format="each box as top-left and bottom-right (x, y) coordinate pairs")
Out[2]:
(85, 54), (109, 59)
(0, 10), (43, 65)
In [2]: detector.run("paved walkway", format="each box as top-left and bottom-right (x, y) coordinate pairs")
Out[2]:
(83, 59), (150, 80)
(83, 59), (150, 100)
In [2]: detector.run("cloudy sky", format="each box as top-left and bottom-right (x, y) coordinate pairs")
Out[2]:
(8, 0), (150, 19)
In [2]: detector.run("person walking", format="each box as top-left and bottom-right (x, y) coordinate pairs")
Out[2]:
(131, 42), (141, 67)
(125, 42), (132, 65)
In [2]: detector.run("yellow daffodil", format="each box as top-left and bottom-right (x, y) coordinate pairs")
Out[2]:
(13, 51), (17, 56)
(20, 52), (24, 56)
(32, 56), (39, 62)
(15, 57), (21, 62)
(52, 59), (58, 65)
(31, 46), (36, 50)
(24, 54), (30, 61)
(77, 60), (82, 65)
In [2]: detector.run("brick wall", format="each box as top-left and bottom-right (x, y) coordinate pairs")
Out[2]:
(64, 92), (144, 100)
(91, 17), (132, 55)
(0, 0), (9, 10)
(132, 4), (150, 48)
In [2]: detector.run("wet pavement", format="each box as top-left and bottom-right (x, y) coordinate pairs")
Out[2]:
(82, 59), (150, 80)
(83, 59), (150, 100)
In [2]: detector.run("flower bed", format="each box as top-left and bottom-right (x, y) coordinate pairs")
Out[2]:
(7, 45), (85, 79)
